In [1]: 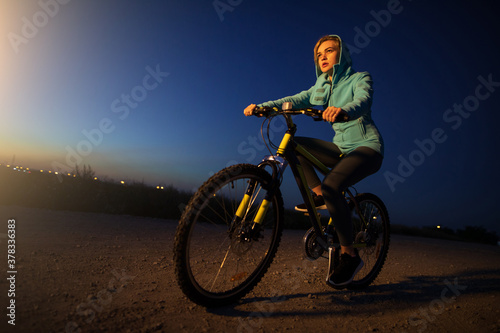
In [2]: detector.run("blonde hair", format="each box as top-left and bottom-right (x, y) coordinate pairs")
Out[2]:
(314, 35), (340, 66)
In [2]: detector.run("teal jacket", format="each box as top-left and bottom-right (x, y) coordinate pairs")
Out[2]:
(259, 35), (384, 156)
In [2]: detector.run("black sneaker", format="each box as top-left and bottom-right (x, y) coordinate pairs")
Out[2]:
(327, 251), (364, 287)
(294, 194), (327, 212)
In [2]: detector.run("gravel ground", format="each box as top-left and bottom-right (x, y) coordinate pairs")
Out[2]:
(1, 205), (499, 333)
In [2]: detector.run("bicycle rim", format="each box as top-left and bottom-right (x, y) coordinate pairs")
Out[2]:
(174, 164), (283, 306)
(349, 193), (390, 289)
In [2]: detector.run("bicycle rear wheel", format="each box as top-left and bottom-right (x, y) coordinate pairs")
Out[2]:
(174, 164), (284, 306)
(348, 193), (390, 289)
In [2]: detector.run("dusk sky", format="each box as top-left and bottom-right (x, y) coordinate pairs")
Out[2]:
(1, 0), (499, 233)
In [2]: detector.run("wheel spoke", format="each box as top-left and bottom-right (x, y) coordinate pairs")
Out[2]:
(174, 165), (283, 306)
(349, 193), (390, 289)
(210, 245), (232, 292)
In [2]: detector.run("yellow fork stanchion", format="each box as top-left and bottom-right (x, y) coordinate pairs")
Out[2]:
(235, 194), (251, 219)
(253, 199), (270, 224)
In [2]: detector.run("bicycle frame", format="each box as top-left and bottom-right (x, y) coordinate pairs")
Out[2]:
(174, 107), (389, 306)
(234, 111), (360, 250)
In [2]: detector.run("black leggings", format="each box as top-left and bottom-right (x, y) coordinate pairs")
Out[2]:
(295, 137), (383, 246)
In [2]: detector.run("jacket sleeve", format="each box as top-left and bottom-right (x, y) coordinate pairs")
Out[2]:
(341, 72), (373, 119)
(258, 86), (314, 109)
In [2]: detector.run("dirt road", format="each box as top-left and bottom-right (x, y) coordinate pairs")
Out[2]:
(1, 205), (499, 332)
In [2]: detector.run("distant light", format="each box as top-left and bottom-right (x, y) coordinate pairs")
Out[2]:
(48, 170), (52, 173)
(156, 186), (160, 189)
(161, 186), (164, 190)
(40, 170), (44, 172)
(437, 225), (441, 229)
(26, 168), (29, 171)
(6, 165), (10, 167)
(120, 181), (125, 184)
(55, 172), (59, 175)
(94, 177), (98, 180)
(67, 173), (71, 176)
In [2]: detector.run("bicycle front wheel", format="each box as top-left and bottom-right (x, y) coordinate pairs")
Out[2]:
(174, 164), (284, 306)
(348, 193), (390, 289)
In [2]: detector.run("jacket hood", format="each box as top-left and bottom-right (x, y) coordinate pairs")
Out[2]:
(315, 34), (354, 81)
(309, 34), (354, 106)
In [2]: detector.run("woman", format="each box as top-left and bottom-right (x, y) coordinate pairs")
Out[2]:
(244, 35), (384, 287)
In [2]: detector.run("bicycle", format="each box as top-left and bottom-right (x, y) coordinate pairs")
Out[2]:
(173, 102), (390, 307)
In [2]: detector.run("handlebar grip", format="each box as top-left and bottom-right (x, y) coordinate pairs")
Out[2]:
(252, 106), (274, 117)
(339, 114), (350, 122)
(316, 109), (350, 122)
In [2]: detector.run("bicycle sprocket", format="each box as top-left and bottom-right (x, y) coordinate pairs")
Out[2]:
(302, 227), (325, 261)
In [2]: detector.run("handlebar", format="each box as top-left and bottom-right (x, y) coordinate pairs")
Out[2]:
(252, 105), (349, 122)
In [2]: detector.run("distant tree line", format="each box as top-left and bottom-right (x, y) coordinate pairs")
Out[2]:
(1, 164), (498, 245)
(1, 164), (191, 220)
(391, 224), (498, 245)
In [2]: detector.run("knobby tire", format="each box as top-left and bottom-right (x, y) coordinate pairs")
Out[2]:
(348, 193), (390, 289)
(173, 164), (284, 307)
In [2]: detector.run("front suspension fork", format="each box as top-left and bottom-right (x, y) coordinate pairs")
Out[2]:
(231, 155), (284, 238)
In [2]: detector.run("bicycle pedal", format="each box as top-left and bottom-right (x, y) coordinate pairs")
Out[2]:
(326, 246), (340, 283)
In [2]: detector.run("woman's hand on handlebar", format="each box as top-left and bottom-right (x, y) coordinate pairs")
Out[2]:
(323, 106), (348, 122)
(244, 104), (258, 117)
(244, 104), (256, 116)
